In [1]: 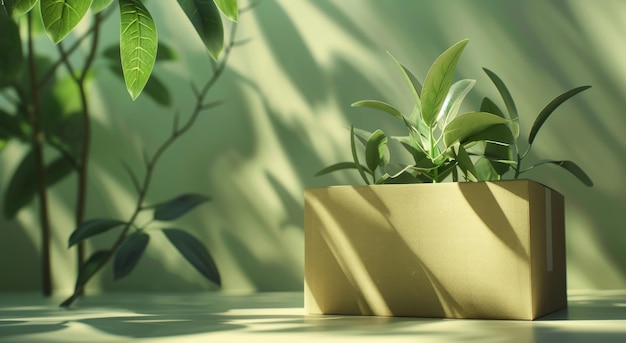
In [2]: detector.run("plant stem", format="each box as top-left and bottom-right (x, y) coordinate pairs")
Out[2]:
(26, 12), (53, 296)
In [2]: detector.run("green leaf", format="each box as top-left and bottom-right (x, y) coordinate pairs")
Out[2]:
(474, 157), (500, 181)
(3, 150), (74, 219)
(528, 85), (591, 145)
(437, 79), (476, 128)
(153, 194), (211, 221)
(365, 129), (389, 173)
(1, 0), (13, 15)
(74, 250), (109, 291)
(103, 41), (178, 62)
(40, 0), (93, 44)
(463, 123), (515, 146)
(68, 218), (126, 247)
(350, 125), (370, 185)
(113, 232), (149, 280)
(12, 0), (37, 16)
(176, 0), (224, 60)
(0, 109), (26, 140)
(119, 0), (158, 100)
(483, 68), (518, 121)
(0, 10), (23, 89)
(387, 52), (422, 110)
(162, 228), (221, 285)
(454, 145), (478, 182)
(91, 0), (113, 13)
(443, 111), (509, 148)
(531, 160), (593, 187)
(393, 135), (428, 164)
(315, 161), (372, 177)
(351, 100), (403, 120)
(213, 0), (237, 21)
(480, 97), (504, 118)
(421, 39), (469, 127)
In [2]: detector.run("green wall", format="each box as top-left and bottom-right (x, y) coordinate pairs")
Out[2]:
(1, 0), (624, 294)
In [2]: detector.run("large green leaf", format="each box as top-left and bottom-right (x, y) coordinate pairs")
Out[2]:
(119, 0), (158, 100)
(365, 129), (389, 174)
(388, 52), (422, 111)
(176, 0), (224, 60)
(213, 0), (237, 21)
(352, 100), (403, 120)
(3, 150), (74, 219)
(162, 228), (221, 286)
(12, 0), (37, 16)
(421, 39), (469, 127)
(113, 232), (149, 280)
(68, 218), (126, 247)
(530, 160), (593, 187)
(0, 10), (23, 89)
(437, 79), (475, 128)
(443, 112), (509, 148)
(40, 0), (92, 44)
(91, 0), (113, 13)
(528, 85), (591, 145)
(153, 194), (211, 221)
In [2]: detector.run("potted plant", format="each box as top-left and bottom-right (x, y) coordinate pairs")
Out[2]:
(305, 39), (592, 320)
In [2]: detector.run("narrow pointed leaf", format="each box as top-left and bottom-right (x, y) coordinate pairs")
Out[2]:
(480, 97), (504, 118)
(387, 52), (422, 108)
(443, 112), (509, 148)
(421, 39), (469, 127)
(4, 150), (74, 219)
(12, 0), (37, 16)
(176, 0), (224, 60)
(531, 160), (593, 187)
(40, 0), (92, 44)
(68, 218), (126, 247)
(74, 250), (109, 291)
(119, 0), (158, 100)
(153, 194), (211, 221)
(454, 145), (478, 182)
(163, 228), (221, 285)
(113, 232), (149, 280)
(91, 0), (113, 13)
(352, 100), (403, 120)
(365, 129), (389, 173)
(528, 85), (591, 145)
(315, 162), (372, 177)
(483, 68), (518, 121)
(213, 0), (237, 21)
(0, 10), (23, 88)
(350, 125), (370, 185)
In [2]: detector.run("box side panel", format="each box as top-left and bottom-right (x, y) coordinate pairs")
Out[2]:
(529, 182), (567, 319)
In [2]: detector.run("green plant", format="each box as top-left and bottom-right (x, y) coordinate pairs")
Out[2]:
(0, 0), (242, 306)
(317, 39), (592, 187)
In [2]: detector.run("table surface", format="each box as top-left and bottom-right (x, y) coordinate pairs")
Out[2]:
(1, 290), (625, 342)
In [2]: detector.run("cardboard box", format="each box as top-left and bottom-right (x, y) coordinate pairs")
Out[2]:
(304, 180), (566, 320)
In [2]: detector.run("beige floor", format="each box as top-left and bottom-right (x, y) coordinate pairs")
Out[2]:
(0, 290), (625, 342)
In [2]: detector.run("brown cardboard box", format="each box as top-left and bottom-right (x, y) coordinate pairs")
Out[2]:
(304, 180), (566, 320)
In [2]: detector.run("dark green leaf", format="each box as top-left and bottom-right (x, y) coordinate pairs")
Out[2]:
(1, 0), (13, 15)
(531, 160), (593, 187)
(3, 150), (74, 219)
(421, 39), (469, 127)
(162, 228), (221, 285)
(315, 162), (372, 177)
(474, 157), (500, 181)
(454, 145), (478, 182)
(0, 109), (26, 140)
(480, 97), (504, 118)
(68, 218), (126, 247)
(91, 0), (113, 13)
(213, 0), (237, 21)
(483, 68), (518, 121)
(176, 0), (224, 60)
(119, 0), (158, 100)
(12, 0), (37, 16)
(141, 74), (171, 106)
(443, 112), (510, 148)
(153, 194), (211, 221)
(484, 142), (513, 176)
(74, 250), (109, 291)
(528, 85), (591, 145)
(351, 100), (403, 120)
(113, 232), (149, 280)
(387, 52), (422, 109)
(365, 129), (389, 173)
(350, 125), (370, 185)
(0, 10), (23, 89)
(40, 0), (93, 44)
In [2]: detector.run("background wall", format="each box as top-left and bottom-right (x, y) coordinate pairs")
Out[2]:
(1, 0), (624, 294)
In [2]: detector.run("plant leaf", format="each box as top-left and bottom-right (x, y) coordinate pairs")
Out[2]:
(1, 0), (13, 15)
(351, 100), (403, 120)
(421, 39), (469, 127)
(176, 0), (224, 60)
(350, 125), (370, 185)
(453, 145), (478, 182)
(3, 150), (74, 219)
(0, 10), (23, 89)
(113, 232), (149, 280)
(315, 161), (372, 177)
(12, 0), (37, 16)
(119, 0), (158, 100)
(474, 157), (500, 181)
(162, 228), (221, 285)
(443, 111), (509, 148)
(528, 85), (591, 145)
(483, 68), (518, 121)
(213, 0), (237, 21)
(387, 52), (422, 110)
(40, 0), (92, 44)
(365, 129), (389, 173)
(153, 194), (211, 221)
(74, 250), (109, 292)
(480, 97), (504, 118)
(437, 79), (476, 128)
(0, 109), (25, 140)
(531, 160), (593, 187)
(68, 218), (126, 247)
(91, 0), (113, 13)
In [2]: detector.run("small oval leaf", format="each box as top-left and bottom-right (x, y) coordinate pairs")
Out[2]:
(113, 232), (149, 280)
(365, 129), (389, 173)
(162, 228), (221, 286)
(40, 0), (93, 44)
(68, 218), (126, 247)
(176, 0), (224, 60)
(213, 0), (237, 21)
(153, 194), (211, 221)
